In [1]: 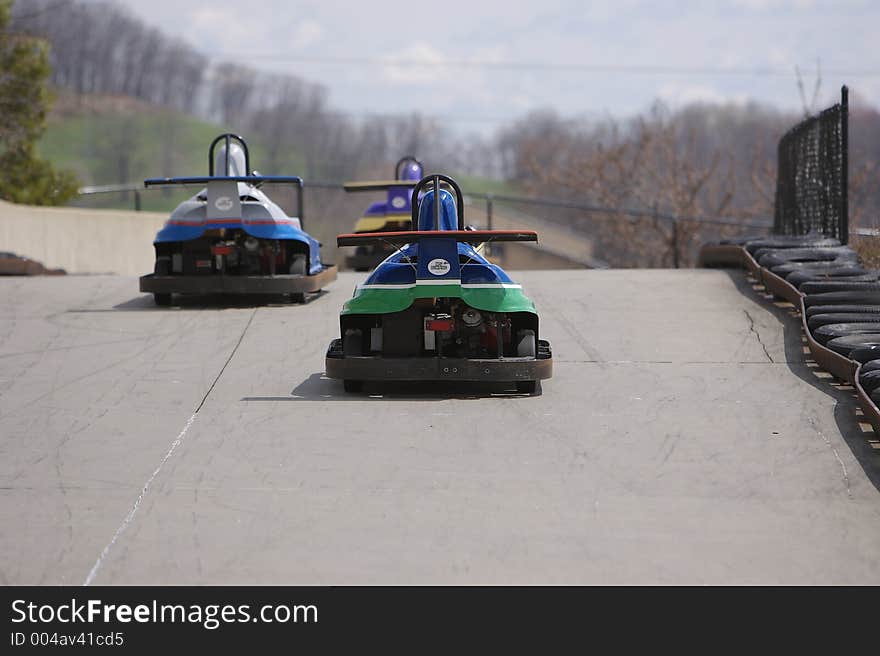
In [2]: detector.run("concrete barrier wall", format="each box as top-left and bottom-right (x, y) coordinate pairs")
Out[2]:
(0, 200), (167, 275)
(0, 198), (594, 275)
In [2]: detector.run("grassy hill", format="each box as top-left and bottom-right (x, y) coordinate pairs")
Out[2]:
(38, 93), (305, 213)
(37, 92), (520, 216)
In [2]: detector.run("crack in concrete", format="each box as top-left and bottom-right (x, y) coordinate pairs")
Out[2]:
(743, 309), (774, 363)
(82, 308), (258, 586)
(809, 416), (853, 499)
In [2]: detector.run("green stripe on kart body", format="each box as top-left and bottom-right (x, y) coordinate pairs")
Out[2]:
(341, 282), (537, 315)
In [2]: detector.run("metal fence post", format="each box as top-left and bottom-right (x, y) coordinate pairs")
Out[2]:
(840, 85), (849, 245)
(486, 194), (494, 231)
(672, 219), (680, 269)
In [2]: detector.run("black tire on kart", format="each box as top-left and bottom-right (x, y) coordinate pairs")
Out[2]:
(289, 292), (306, 304)
(516, 329), (537, 358)
(516, 380), (537, 394)
(155, 258), (171, 276)
(800, 280), (880, 295)
(804, 292), (880, 308)
(825, 334), (880, 358)
(807, 313), (880, 331)
(858, 369), (880, 393)
(289, 253), (307, 276)
(343, 379), (364, 393)
(343, 330), (362, 357)
(806, 304), (880, 318)
(154, 293), (171, 306)
(812, 323), (880, 345)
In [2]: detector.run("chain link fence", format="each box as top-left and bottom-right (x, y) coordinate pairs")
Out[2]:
(774, 86), (849, 243)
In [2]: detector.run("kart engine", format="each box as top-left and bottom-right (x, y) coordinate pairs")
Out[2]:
(343, 300), (536, 359)
(155, 230), (307, 276)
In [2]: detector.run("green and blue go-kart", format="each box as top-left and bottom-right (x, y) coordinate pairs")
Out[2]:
(326, 174), (552, 393)
(139, 134), (336, 305)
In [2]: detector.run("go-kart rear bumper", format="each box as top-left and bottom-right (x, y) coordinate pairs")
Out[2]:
(139, 266), (337, 295)
(325, 339), (552, 382)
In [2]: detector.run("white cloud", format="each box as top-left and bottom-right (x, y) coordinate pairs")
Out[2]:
(290, 20), (324, 49)
(658, 83), (749, 107)
(86, 0), (880, 134)
(380, 43), (452, 86)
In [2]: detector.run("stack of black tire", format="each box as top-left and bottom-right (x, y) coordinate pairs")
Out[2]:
(705, 233), (880, 414)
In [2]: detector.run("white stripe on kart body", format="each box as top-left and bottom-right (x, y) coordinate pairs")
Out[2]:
(355, 280), (522, 291)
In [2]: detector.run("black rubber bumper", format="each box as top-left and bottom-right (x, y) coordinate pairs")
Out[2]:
(139, 266), (337, 295)
(325, 339), (553, 382)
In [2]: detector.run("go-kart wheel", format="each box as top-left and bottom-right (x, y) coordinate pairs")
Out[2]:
(343, 330), (363, 357)
(516, 380), (537, 394)
(153, 293), (171, 306)
(289, 254), (307, 276)
(343, 380), (363, 393)
(516, 329), (536, 358)
(290, 292), (306, 304)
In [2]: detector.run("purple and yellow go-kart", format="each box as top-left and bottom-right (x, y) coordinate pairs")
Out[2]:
(342, 156), (423, 271)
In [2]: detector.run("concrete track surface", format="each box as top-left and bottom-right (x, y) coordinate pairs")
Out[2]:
(1, 270), (879, 585)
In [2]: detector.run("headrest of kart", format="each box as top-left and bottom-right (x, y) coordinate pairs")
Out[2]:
(213, 142), (248, 177)
(399, 161), (423, 181)
(417, 188), (458, 231)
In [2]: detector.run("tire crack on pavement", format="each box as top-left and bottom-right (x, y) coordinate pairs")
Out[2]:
(808, 416), (852, 499)
(82, 308), (258, 586)
(743, 309), (774, 363)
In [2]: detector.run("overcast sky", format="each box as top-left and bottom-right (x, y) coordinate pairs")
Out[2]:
(91, 0), (877, 133)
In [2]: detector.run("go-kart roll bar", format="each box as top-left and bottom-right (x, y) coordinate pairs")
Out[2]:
(411, 174), (465, 230)
(143, 176), (306, 227)
(337, 229), (537, 247)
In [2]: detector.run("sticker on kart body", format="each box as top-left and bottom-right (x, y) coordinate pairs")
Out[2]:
(214, 196), (234, 211)
(391, 196), (406, 209)
(427, 258), (451, 276)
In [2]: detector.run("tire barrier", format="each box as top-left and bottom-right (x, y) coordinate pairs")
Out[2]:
(807, 313), (880, 331)
(787, 270), (876, 289)
(807, 304), (880, 317)
(814, 324), (880, 346)
(699, 234), (880, 434)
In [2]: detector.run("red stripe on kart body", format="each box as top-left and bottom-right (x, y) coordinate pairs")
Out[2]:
(167, 219), (298, 226)
(337, 230), (538, 246)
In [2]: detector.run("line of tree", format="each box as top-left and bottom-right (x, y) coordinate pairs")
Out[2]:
(10, 0), (879, 265)
(0, 0), (78, 205)
(10, 0), (478, 181)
